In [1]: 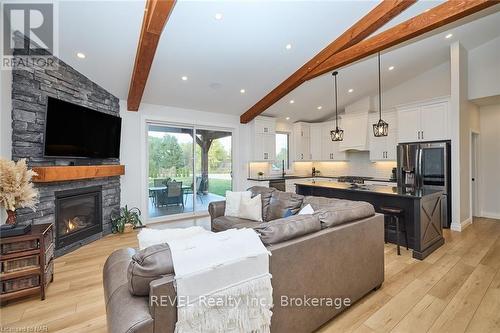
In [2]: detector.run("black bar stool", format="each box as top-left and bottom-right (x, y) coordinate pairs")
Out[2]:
(380, 206), (408, 255)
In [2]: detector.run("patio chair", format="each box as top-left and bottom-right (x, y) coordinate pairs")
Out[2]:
(156, 181), (184, 208)
(153, 178), (170, 187)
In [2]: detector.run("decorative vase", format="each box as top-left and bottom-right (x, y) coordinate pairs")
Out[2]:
(6, 210), (16, 225)
(124, 223), (134, 233)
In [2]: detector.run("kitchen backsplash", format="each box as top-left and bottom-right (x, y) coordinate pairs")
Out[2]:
(249, 151), (396, 179)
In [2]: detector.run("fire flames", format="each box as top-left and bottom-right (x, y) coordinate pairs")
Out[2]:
(64, 217), (82, 234)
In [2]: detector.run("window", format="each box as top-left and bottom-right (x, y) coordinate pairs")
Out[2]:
(272, 132), (289, 171)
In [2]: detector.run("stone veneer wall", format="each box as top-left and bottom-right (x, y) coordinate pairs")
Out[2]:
(11, 36), (121, 255)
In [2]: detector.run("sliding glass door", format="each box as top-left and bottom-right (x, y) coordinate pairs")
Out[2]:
(147, 123), (232, 219)
(194, 129), (232, 213)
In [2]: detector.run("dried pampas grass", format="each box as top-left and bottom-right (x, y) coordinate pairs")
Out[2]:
(0, 158), (39, 212)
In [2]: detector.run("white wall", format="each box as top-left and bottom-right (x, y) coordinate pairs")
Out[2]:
(0, 68), (12, 224)
(0, 69), (11, 159)
(119, 101), (248, 223)
(468, 36), (500, 100)
(375, 61), (451, 110)
(478, 104), (500, 219)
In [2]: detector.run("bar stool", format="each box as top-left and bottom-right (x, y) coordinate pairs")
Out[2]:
(380, 206), (408, 255)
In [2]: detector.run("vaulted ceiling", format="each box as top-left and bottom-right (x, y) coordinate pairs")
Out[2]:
(58, 1), (499, 120)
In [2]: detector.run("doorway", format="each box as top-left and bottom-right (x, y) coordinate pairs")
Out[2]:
(471, 132), (480, 217)
(146, 123), (233, 220)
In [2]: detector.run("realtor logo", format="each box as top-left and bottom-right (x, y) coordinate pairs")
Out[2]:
(1, 1), (58, 69)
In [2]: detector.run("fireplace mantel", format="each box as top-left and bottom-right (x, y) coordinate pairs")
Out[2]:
(32, 165), (125, 183)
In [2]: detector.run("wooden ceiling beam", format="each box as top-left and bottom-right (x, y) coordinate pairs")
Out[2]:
(304, 0), (500, 80)
(239, 0), (417, 123)
(127, 0), (176, 111)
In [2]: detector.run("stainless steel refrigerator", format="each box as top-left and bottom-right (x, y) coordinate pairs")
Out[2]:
(397, 141), (451, 228)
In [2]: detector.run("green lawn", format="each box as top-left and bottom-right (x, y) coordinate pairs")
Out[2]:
(208, 179), (232, 197)
(149, 177), (231, 197)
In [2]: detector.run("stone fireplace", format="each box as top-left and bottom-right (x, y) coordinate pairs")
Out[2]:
(10, 34), (121, 257)
(55, 186), (103, 251)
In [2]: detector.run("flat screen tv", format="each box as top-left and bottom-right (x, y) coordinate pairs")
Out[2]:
(44, 97), (122, 159)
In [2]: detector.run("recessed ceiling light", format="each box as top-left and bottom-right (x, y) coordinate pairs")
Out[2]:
(181, 76), (188, 81)
(214, 13), (223, 20)
(285, 43), (292, 50)
(317, 106), (322, 110)
(289, 99), (295, 104)
(388, 66), (395, 71)
(348, 88), (354, 93)
(445, 33), (453, 39)
(76, 52), (86, 59)
(240, 89), (246, 94)
(285, 117), (290, 120)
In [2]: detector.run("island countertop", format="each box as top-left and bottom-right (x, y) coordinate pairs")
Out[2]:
(294, 180), (443, 199)
(295, 180), (445, 260)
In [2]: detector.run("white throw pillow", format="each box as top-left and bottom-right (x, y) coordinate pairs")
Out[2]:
(298, 204), (314, 215)
(239, 194), (263, 222)
(137, 226), (211, 250)
(224, 191), (251, 217)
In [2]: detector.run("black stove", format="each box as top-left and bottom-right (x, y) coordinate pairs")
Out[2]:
(336, 176), (373, 184)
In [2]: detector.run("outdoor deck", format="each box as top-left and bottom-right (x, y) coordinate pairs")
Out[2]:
(148, 192), (225, 218)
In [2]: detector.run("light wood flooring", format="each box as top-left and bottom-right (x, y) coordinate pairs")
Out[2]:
(1, 217), (500, 333)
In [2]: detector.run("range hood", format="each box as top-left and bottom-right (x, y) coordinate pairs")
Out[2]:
(338, 97), (372, 151)
(338, 113), (369, 151)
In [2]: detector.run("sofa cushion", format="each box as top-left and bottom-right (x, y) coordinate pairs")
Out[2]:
(253, 214), (321, 245)
(212, 215), (261, 232)
(267, 191), (304, 221)
(303, 196), (375, 228)
(128, 244), (174, 296)
(248, 186), (276, 221)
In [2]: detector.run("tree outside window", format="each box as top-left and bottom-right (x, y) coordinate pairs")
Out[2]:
(272, 132), (289, 171)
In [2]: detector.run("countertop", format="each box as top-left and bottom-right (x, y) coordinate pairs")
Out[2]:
(247, 175), (397, 182)
(294, 180), (443, 198)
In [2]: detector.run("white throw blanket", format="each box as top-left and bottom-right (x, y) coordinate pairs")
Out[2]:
(166, 228), (273, 333)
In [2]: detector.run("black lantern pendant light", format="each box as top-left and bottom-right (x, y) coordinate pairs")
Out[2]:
(373, 52), (389, 137)
(330, 71), (344, 142)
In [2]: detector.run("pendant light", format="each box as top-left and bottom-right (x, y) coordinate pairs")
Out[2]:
(373, 52), (389, 137)
(330, 71), (344, 141)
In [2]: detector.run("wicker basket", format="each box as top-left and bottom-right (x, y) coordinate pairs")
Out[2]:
(2, 275), (40, 293)
(1, 239), (38, 255)
(2, 255), (40, 273)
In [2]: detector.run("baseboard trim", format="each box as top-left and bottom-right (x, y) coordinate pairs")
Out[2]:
(480, 211), (500, 220)
(451, 217), (473, 232)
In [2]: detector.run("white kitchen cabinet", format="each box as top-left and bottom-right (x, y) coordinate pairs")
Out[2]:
(420, 102), (449, 141)
(254, 118), (275, 134)
(320, 121), (347, 161)
(249, 117), (276, 161)
(369, 112), (397, 161)
(293, 122), (311, 161)
(397, 98), (449, 143)
(310, 123), (323, 161)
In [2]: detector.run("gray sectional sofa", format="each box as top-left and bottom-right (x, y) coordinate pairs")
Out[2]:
(103, 186), (384, 333)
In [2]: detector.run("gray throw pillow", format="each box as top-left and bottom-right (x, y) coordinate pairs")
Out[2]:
(254, 214), (321, 245)
(128, 244), (174, 296)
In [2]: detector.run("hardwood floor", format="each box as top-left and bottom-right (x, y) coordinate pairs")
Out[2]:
(1, 217), (499, 333)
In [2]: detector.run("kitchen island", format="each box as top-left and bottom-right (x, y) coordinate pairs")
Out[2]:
(295, 181), (444, 260)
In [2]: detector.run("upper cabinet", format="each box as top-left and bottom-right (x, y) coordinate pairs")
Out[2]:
(397, 98), (450, 143)
(293, 122), (311, 161)
(294, 121), (347, 161)
(369, 111), (398, 161)
(321, 121), (347, 161)
(249, 117), (276, 161)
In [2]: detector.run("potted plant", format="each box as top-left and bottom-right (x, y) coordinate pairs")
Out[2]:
(0, 159), (38, 232)
(111, 205), (143, 233)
